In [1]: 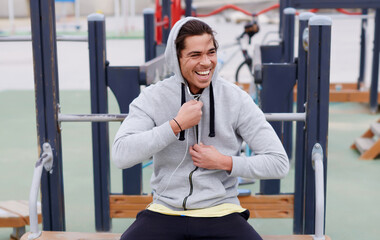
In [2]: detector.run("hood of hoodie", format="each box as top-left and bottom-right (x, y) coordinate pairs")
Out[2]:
(164, 17), (220, 86)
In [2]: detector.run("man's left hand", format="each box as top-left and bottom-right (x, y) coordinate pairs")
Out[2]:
(189, 143), (232, 171)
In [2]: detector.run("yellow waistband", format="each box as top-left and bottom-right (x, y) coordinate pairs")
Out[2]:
(147, 203), (246, 217)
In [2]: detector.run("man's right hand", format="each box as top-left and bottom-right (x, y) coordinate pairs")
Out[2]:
(173, 100), (203, 132)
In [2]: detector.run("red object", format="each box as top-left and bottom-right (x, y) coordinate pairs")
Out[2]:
(196, 4), (253, 17)
(335, 8), (361, 15)
(171, 0), (183, 27)
(155, 0), (163, 45)
(196, 4), (280, 18)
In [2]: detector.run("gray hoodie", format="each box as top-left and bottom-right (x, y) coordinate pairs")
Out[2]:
(112, 17), (289, 211)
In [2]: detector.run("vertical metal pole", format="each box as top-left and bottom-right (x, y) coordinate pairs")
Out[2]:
(305, 16), (331, 235)
(30, 0), (65, 231)
(294, 12), (314, 234)
(358, 9), (368, 89)
(282, 8), (296, 63)
(279, 0), (291, 38)
(162, 0), (172, 44)
(283, 7), (295, 160)
(370, 9), (380, 113)
(88, 13), (111, 231)
(185, 0), (193, 17)
(144, 8), (156, 62)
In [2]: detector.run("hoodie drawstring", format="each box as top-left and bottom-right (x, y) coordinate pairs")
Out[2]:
(209, 82), (215, 137)
(179, 84), (186, 141)
(179, 82), (215, 141)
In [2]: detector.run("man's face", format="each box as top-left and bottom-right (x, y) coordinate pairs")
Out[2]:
(179, 33), (217, 94)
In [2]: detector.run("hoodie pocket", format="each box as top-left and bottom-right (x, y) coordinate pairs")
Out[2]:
(187, 173), (228, 206)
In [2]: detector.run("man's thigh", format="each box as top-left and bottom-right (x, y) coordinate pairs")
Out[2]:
(120, 210), (188, 240)
(189, 210), (263, 240)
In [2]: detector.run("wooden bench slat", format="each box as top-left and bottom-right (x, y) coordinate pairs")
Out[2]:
(0, 209), (26, 227)
(0, 201), (30, 217)
(263, 236), (331, 240)
(21, 231), (122, 240)
(109, 195), (294, 219)
(110, 209), (293, 218)
(0, 201), (42, 227)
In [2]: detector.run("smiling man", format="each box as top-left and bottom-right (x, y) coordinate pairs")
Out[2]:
(112, 17), (289, 240)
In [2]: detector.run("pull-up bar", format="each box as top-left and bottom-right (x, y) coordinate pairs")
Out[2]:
(57, 112), (307, 123)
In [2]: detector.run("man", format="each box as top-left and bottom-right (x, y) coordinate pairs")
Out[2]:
(112, 17), (289, 240)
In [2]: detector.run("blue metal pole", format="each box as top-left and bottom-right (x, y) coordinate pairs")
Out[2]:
(88, 13), (111, 232)
(162, 0), (172, 44)
(30, 0), (65, 231)
(282, 8), (296, 63)
(370, 9), (380, 113)
(279, 0), (291, 38)
(260, 62), (297, 195)
(282, 7), (296, 161)
(185, 0), (193, 17)
(293, 12), (314, 234)
(304, 16), (331, 234)
(358, 9), (368, 89)
(143, 8), (156, 62)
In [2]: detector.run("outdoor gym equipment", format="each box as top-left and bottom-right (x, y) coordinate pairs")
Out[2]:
(29, 0), (330, 238)
(280, 0), (380, 112)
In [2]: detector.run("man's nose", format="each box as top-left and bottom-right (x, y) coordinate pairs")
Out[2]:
(200, 54), (211, 66)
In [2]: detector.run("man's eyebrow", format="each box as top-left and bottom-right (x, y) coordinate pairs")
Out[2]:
(186, 48), (216, 56)
(186, 51), (201, 56)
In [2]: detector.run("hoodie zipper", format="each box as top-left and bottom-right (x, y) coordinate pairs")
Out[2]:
(182, 90), (202, 210)
(182, 166), (198, 210)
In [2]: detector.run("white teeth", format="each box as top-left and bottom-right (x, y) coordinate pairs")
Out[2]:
(196, 70), (210, 75)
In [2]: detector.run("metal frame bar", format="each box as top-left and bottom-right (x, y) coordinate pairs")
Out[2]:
(282, 0), (380, 111)
(293, 11), (315, 234)
(311, 143), (325, 240)
(57, 113), (306, 123)
(358, 9), (368, 89)
(0, 35), (87, 42)
(88, 13), (111, 231)
(30, 0), (66, 231)
(304, 16), (331, 235)
(370, 9), (380, 112)
(143, 9), (156, 62)
(162, 0), (171, 44)
(289, 0), (380, 8)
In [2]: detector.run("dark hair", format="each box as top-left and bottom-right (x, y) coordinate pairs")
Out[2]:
(175, 20), (219, 59)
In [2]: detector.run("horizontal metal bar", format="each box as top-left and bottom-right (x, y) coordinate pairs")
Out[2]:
(290, 0), (380, 9)
(59, 112), (306, 123)
(0, 35), (88, 42)
(58, 114), (128, 122)
(264, 112), (306, 122)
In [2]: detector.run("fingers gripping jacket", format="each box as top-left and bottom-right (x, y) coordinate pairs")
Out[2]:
(179, 82), (216, 141)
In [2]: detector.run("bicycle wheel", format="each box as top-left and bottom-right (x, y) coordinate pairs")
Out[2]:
(235, 61), (261, 106)
(235, 61), (254, 85)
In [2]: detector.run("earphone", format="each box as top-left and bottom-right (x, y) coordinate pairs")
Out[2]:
(149, 129), (190, 206)
(148, 84), (202, 207)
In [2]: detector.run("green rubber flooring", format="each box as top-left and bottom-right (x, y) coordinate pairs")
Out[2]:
(1, 90), (380, 239)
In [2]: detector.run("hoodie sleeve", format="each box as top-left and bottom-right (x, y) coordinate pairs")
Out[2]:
(229, 93), (289, 179)
(112, 91), (178, 169)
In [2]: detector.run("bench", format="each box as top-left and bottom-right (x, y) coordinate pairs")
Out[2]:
(21, 231), (330, 240)
(109, 194), (294, 219)
(0, 200), (42, 240)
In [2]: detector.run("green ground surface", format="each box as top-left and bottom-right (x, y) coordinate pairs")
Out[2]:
(0, 90), (380, 239)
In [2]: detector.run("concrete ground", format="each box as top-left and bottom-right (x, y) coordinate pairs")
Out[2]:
(1, 9), (380, 240)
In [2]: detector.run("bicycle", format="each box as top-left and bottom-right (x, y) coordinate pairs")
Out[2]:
(217, 21), (262, 106)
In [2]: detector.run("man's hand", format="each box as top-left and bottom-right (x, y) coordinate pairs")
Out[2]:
(170, 100), (203, 135)
(189, 143), (232, 171)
